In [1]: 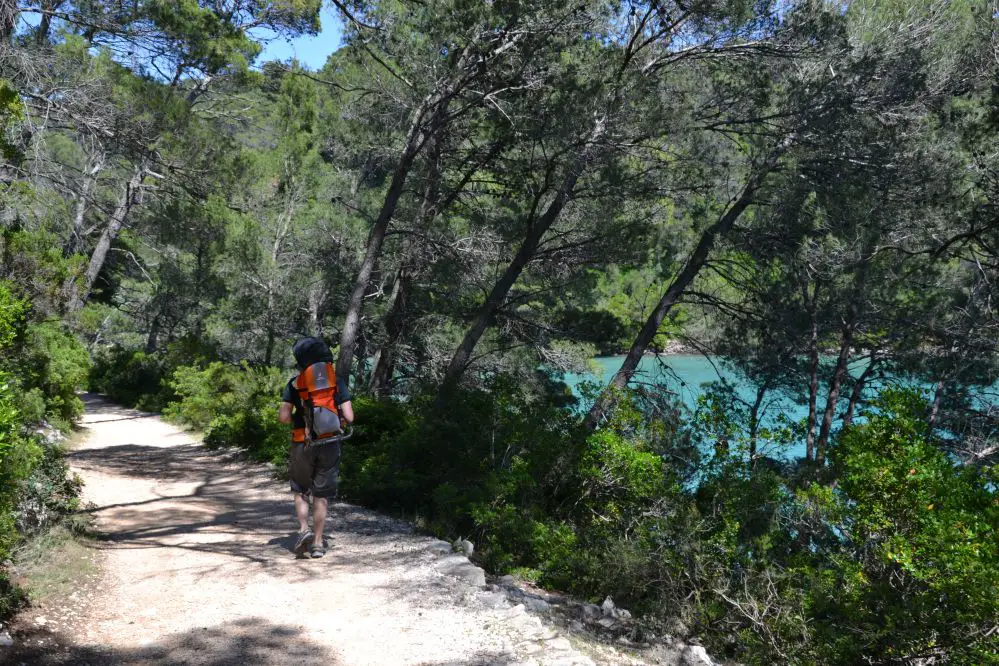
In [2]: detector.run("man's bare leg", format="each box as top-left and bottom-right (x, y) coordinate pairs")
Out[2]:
(294, 493), (311, 534)
(312, 496), (328, 548)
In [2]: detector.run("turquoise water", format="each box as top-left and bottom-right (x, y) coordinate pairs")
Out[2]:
(563, 355), (998, 462)
(564, 355), (882, 460)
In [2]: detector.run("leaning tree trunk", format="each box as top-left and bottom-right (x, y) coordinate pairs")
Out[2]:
(370, 136), (507, 395)
(368, 267), (411, 394)
(336, 92), (447, 383)
(803, 279), (821, 461)
(816, 260), (870, 463)
(336, 33), (486, 383)
(928, 378), (946, 428)
(748, 379), (769, 468)
(67, 161), (146, 311)
(65, 150), (105, 256)
(842, 356), (878, 429)
(368, 125), (446, 395)
(585, 152), (782, 429)
(439, 119), (606, 391)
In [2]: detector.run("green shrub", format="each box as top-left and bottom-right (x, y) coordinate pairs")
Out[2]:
(166, 362), (289, 464)
(0, 374), (40, 622)
(88, 338), (217, 411)
(342, 378), (702, 614)
(18, 321), (90, 428)
(0, 375), (41, 556)
(203, 409), (288, 465)
(0, 281), (86, 621)
(0, 282), (25, 349)
(89, 347), (171, 410)
(14, 440), (83, 536)
(806, 390), (999, 664)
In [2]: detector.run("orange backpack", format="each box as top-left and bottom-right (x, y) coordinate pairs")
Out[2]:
(292, 361), (342, 445)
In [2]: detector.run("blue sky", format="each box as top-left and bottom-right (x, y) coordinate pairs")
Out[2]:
(255, 7), (345, 70)
(18, 5), (344, 72)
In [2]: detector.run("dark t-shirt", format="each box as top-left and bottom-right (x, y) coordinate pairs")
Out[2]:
(281, 372), (351, 430)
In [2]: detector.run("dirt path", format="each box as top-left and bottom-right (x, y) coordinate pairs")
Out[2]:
(5, 395), (658, 666)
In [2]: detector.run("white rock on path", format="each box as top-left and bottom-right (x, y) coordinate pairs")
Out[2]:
(477, 590), (509, 609)
(523, 596), (551, 613)
(602, 596), (616, 616)
(434, 553), (487, 587)
(544, 636), (573, 651)
(426, 540), (453, 555)
(680, 644), (716, 666)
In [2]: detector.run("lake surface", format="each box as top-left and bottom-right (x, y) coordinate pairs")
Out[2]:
(563, 355), (887, 460)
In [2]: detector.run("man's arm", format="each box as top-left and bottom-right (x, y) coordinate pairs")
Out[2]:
(339, 400), (353, 425)
(336, 376), (354, 426)
(279, 402), (293, 424)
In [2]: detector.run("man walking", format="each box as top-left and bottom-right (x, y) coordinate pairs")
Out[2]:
(278, 337), (353, 558)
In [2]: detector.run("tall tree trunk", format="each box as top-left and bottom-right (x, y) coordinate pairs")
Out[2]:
(336, 30), (489, 383)
(308, 280), (325, 336)
(585, 152), (782, 429)
(928, 379), (946, 428)
(353, 331), (368, 389)
(748, 379), (769, 468)
(370, 136), (506, 396)
(816, 260), (871, 462)
(264, 179), (296, 366)
(145, 313), (160, 354)
(842, 356), (877, 429)
(803, 280), (820, 462)
(440, 119), (607, 391)
(368, 267), (410, 395)
(336, 91), (447, 383)
(65, 149), (105, 256)
(35, 0), (62, 46)
(67, 161), (146, 311)
(0, 0), (17, 42)
(368, 125), (449, 395)
(264, 326), (276, 366)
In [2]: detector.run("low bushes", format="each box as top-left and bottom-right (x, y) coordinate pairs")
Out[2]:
(0, 282), (87, 621)
(88, 337), (217, 412)
(89, 349), (998, 665)
(165, 362), (290, 465)
(89, 347), (172, 411)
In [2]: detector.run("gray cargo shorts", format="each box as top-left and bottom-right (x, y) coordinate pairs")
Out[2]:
(289, 441), (341, 498)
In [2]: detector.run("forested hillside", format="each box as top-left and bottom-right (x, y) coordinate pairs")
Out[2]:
(2, 1), (998, 663)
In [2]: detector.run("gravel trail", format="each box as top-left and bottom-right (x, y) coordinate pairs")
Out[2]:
(4, 394), (636, 666)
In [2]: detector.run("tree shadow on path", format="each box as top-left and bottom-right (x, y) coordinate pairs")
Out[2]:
(65, 396), (448, 584)
(3, 616), (340, 665)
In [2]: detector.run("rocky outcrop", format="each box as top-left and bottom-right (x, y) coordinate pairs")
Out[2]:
(426, 540), (725, 666)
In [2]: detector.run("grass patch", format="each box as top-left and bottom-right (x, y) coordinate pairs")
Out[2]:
(63, 427), (91, 451)
(13, 518), (97, 604)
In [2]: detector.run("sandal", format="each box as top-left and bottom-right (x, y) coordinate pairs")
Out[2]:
(310, 544), (326, 559)
(294, 530), (313, 556)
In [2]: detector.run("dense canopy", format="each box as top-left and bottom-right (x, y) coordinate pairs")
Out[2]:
(2, 1), (998, 663)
